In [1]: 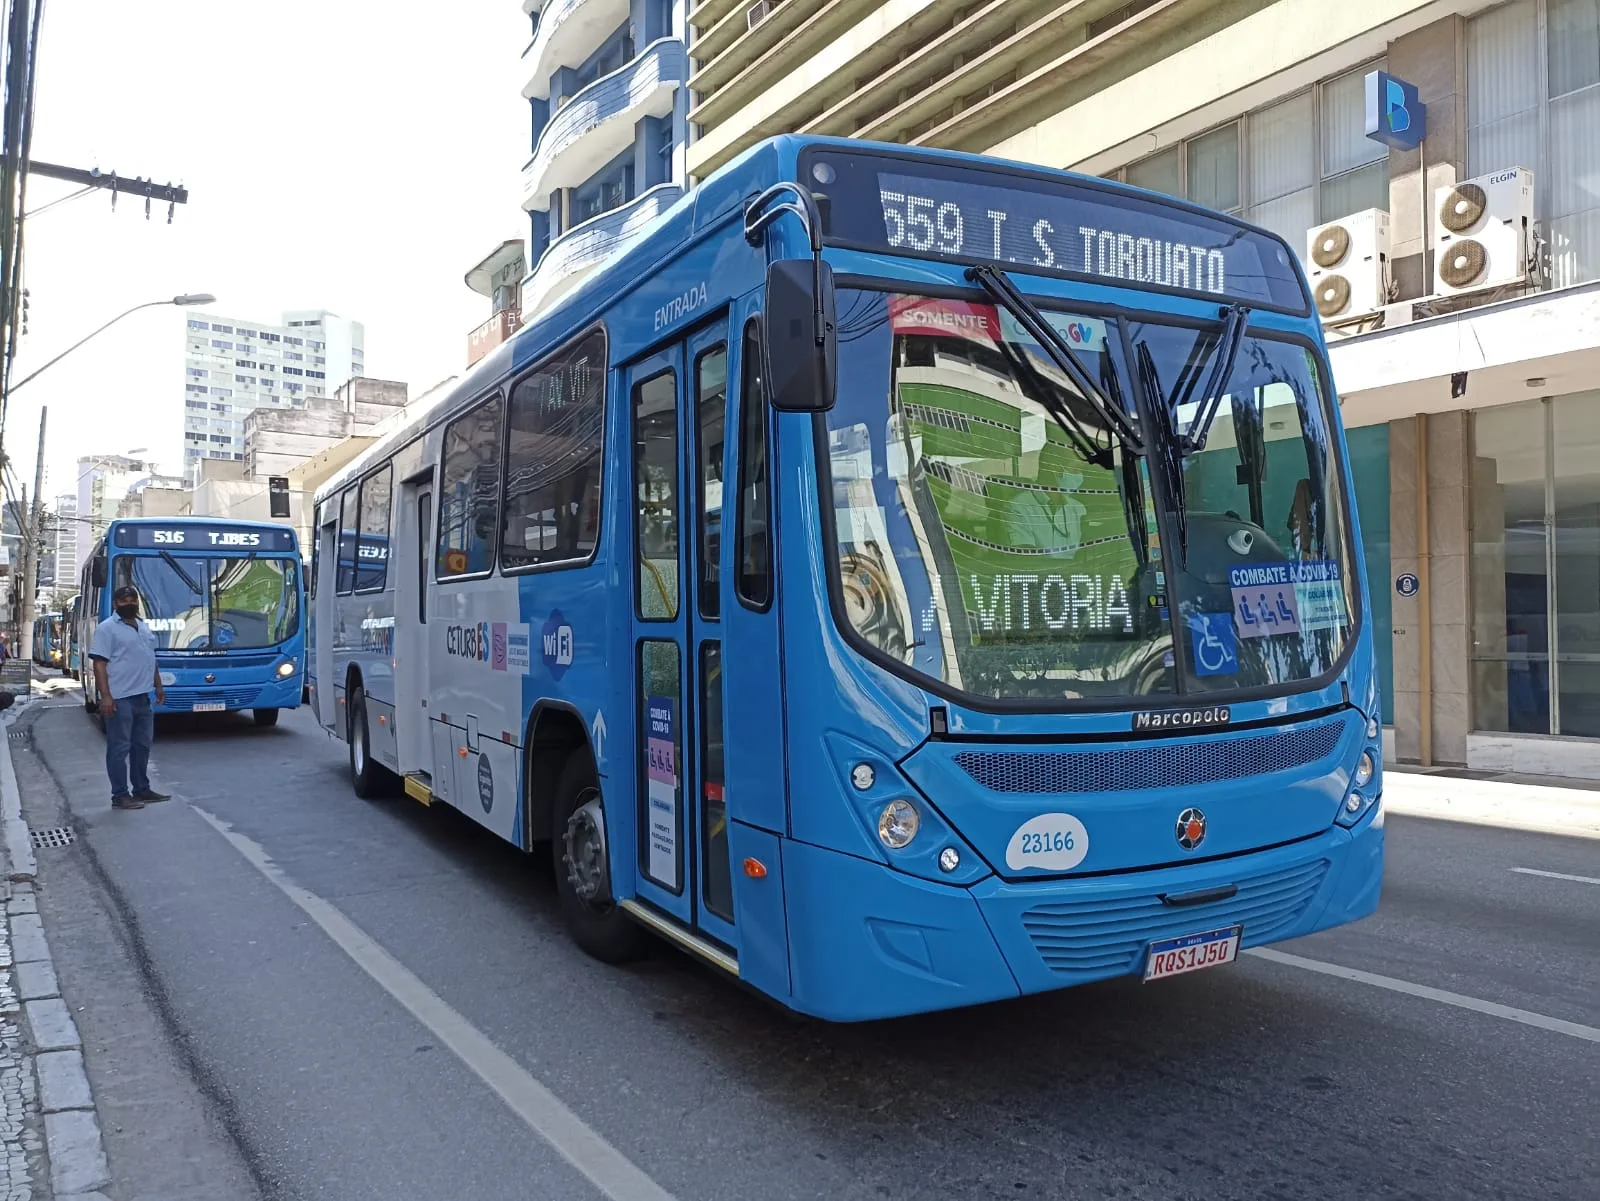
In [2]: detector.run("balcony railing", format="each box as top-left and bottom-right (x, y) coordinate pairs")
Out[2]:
(521, 0), (631, 101)
(466, 309), (522, 368)
(521, 38), (686, 212)
(522, 183), (684, 317)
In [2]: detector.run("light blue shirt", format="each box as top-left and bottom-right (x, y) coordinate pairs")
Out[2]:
(89, 616), (159, 700)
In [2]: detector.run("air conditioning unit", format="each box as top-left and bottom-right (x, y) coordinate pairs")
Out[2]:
(1434, 167), (1535, 295)
(1305, 209), (1391, 322)
(747, 0), (781, 30)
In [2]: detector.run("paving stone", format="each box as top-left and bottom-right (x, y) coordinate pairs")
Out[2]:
(21, 999), (78, 1053)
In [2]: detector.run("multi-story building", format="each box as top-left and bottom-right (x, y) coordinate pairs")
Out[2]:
(514, 0), (690, 318)
(688, 0), (1600, 779)
(182, 309), (365, 472)
(75, 455), (158, 571)
(45, 493), (76, 593)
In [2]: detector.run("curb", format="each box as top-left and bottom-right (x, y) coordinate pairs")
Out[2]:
(1, 719), (36, 882)
(1, 707), (115, 1197)
(1383, 771), (1600, 840)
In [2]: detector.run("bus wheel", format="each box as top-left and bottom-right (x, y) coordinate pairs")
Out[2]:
(347, 687), (389, 799)
(553, 756), (647, 964)
(252, 708), (280, 728)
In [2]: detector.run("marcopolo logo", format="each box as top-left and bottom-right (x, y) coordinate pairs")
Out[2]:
(445, 622), (491, 661)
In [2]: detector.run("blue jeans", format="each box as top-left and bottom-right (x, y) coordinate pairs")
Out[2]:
(105, 693), (154, 799)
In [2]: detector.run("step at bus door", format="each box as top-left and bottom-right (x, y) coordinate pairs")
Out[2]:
(623, 317), (739, 962)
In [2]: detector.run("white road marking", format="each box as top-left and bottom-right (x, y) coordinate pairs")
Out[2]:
(1510, 866), (1600, 886)
(192, 806), (677, 1201)
(1247, 947), (1600, 1045)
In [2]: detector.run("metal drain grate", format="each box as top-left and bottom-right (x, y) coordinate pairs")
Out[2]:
(30, 826), (75, 849)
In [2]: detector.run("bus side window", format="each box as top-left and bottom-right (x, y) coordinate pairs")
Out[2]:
(735, 320), (772, 609)
(417, 491), (431, 624)
(337, 483), (359, 594)
(310, 503), (321, 599)
(356, 465), (392, 592)
(437, 394), (504, 578)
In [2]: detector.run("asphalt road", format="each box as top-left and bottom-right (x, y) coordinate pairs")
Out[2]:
(15, 697), (1600, 1201)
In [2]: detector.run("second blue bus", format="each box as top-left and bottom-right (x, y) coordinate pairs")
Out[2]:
(77, 517), (306, 726)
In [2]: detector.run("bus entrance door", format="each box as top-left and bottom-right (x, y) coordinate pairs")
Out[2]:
(313, 510), (338, 730)
(393, 478), (432, 781)
(623, 319), (740, 969)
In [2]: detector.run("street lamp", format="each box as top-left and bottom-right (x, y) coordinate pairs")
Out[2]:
(7, 293), (216, 394)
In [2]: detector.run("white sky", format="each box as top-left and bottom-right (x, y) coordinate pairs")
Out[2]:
(4, 0), (529, 505)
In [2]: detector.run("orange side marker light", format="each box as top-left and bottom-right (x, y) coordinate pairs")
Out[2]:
(743, 858), (767, 879)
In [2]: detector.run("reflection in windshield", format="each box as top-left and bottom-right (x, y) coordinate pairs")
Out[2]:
(115, 554), (300, 651)
(829, 291), (1171, 703)
(824, 290), (1359, 707)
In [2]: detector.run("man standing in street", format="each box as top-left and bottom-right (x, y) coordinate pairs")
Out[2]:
(90, 584), (171, 811)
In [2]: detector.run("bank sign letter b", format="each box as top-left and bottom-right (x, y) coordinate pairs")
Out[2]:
(1364, 70), (1426, 151)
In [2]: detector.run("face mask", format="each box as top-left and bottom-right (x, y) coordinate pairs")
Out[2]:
(116, 604), (139, 620)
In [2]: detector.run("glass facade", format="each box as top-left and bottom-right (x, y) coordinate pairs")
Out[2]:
(1118, 63), (1389, 247)
(1468, 0), (1600, 288)
(1471, 393), (1600, 738)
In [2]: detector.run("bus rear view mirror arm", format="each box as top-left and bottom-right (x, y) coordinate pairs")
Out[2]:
(764, 257), (838, 413)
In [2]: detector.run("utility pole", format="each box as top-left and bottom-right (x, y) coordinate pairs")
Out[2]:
(17, 402), (42, 659)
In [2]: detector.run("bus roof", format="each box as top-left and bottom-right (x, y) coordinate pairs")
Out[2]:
(315, 133), (1307, 504)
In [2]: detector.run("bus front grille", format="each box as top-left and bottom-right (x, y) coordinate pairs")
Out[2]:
(952, 720), (1345, 794)
(1020, 858), (1330, 977)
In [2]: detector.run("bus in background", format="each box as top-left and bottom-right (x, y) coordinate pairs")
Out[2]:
(311, 135), (1383, 1022)
(63, 596), (82, 676)
(78, 518), (305, 726)
(31, 613), (65, 671)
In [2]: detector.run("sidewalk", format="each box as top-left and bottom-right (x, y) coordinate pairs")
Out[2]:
(0, 674), (113, 1201)
(1383, 766), (1600, 840)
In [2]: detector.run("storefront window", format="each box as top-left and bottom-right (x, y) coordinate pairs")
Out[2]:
(1472, 400), (1549, 734)
(1470, 394), (1600, 738)
(1347, 425), (1394, 720)
(1552, 391), (1600, 736)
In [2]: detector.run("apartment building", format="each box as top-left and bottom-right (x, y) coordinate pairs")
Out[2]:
(689, 0), (1600, 778)
(183, 309), (365, 472)
(516, 0), (690, 318)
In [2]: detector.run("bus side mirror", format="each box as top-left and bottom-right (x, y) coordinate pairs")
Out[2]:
(91, 558), (107, 588)
(765, 258), (836, 413)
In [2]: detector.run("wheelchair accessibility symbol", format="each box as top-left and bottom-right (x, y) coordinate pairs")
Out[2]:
(1187, 613), (1238, 677)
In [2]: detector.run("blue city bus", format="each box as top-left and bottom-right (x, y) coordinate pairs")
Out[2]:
(78, 517), (306, 726)
(63, 596), (82, 675)
(311, 135), (1383, 1021)
(31, 613), (65, 670)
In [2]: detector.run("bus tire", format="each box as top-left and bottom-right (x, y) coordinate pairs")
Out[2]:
(347, 688), (390, 799)
(553, 754), (647, 964)
(252, 708), (280, 728)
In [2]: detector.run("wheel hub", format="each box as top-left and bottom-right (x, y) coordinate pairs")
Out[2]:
(563, 794), (610, 904)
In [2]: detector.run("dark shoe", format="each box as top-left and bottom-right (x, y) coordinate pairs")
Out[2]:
(132, 789), (171, 803)
(112, 794), (145, 810)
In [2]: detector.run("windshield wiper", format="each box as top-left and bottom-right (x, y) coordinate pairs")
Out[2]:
(1179, 304), (1249, 455)
(1136, 342), (1188, 560)
(966, 265), (1145, 463)
(159, 550), (204, 596)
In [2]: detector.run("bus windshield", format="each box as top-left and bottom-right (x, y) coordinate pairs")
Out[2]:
(115, 554), (301, 651)
(824, 288), (1356, 706)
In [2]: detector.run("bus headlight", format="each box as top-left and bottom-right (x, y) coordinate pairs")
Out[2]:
(276, 661), (296, 678)
(877, 799), (920, 849)
(1354, 750), (1375, 788)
